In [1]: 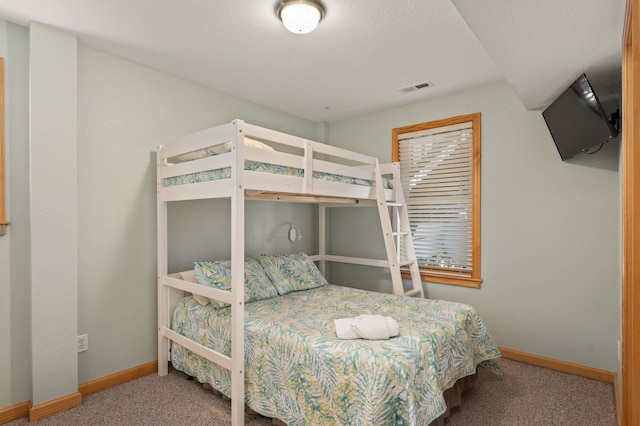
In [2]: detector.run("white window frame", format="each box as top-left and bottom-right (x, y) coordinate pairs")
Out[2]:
(393, 113), (481, 288)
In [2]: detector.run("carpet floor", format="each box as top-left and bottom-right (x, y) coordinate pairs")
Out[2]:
(6, 359), (617, 425)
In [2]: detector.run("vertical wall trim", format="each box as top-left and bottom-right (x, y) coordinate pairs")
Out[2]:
(29, 23), (79, 405)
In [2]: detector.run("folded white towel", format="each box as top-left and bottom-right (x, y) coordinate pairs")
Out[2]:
(334, 314), (400, 340)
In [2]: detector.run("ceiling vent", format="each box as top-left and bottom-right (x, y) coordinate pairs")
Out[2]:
(399, 82), (432, 93)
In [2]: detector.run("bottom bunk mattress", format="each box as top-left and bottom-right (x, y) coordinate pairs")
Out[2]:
(171, 284), (501, 425)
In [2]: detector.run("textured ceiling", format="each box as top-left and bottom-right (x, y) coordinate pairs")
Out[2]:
(0, 0), (627, 122)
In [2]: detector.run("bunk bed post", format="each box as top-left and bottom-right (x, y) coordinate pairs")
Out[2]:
(156, 146), (169, 376)
(318, 204), (326, 276)
(304, 140), (313, 193)
(229, 120), (246, 426)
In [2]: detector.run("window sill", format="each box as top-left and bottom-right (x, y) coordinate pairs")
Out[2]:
(401, 270), (482, 288)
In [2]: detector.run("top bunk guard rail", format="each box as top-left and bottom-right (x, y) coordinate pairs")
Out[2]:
(157, 119), (396, 203)
(160, 123), (236, 161)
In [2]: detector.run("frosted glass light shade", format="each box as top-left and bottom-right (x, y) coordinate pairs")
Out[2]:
(278, 1), (324, 34)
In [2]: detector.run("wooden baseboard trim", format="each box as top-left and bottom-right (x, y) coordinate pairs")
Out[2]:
(0, 360), (158, 424)
(499, 346), (616, 383)
(0, 401), (30, 425)
(29, 392), (82, 422)
(78, 360), (158, 397)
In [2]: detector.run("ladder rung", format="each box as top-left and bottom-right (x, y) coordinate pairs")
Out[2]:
(404, 288), (422, 297)
(387, 202), (403, 207)
(399, 259), (416, 267)
(392, 231), (410, 237)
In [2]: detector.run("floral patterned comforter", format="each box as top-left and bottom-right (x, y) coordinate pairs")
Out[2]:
(171, 284), (500, 425)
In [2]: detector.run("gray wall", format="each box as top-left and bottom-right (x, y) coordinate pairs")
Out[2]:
(167, 200), (317, 273)
(327, 83), (621, 373)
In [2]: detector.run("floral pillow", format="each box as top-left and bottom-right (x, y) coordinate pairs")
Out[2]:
(259, 252), (328, 295)
(193, 258), (279, 309)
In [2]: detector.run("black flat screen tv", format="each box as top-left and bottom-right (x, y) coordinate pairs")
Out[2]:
(542, 73), (618, 161)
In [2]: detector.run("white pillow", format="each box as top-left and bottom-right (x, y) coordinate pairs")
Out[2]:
(242, 137), (276, 152)
(179, 270), (210, 306)
(173, 137), (274, 162)
(179, 270), (194, 282)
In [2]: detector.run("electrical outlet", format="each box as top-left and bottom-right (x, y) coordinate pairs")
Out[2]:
(78, 334), (89, 353)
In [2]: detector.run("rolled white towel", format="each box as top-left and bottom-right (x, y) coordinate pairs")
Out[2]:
(334, 314), (400, 340)
(334, 318), (360, 339)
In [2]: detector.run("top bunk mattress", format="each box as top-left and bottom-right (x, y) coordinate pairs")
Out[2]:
(171, 284), (501, 425)
(163, 159), (392, 189)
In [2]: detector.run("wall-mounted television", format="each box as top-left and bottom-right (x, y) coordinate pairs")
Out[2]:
(542, 73), (619, 161)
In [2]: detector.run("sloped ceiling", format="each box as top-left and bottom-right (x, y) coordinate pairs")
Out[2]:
(452, 0), (625, 110)
(0, 0), (627, 121)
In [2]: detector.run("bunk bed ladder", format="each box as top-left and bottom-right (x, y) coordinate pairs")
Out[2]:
(375, 162), (424, 298)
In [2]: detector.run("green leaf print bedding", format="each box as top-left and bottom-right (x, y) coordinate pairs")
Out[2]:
(171, 284), (501, 425)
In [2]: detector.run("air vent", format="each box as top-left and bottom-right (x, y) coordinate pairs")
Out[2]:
(399, 82), (432, 93)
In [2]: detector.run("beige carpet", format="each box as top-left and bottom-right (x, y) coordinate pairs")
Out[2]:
(6, 359), (616, 425)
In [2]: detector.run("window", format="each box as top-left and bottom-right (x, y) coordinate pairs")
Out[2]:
(392, 113), (481, 288)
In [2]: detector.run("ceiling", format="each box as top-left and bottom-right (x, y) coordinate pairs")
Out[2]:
(0, 0), (627, 122)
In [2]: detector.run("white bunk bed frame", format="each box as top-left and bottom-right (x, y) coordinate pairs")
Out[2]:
(157, 119), (423, 425)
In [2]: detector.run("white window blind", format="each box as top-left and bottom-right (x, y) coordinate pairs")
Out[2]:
(397, 121), (474, 276)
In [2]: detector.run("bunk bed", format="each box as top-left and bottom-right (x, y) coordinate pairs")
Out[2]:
(157, 119), (501, 425)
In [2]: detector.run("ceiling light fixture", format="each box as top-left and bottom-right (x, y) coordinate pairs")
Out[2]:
(276, 0), (325, 35)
